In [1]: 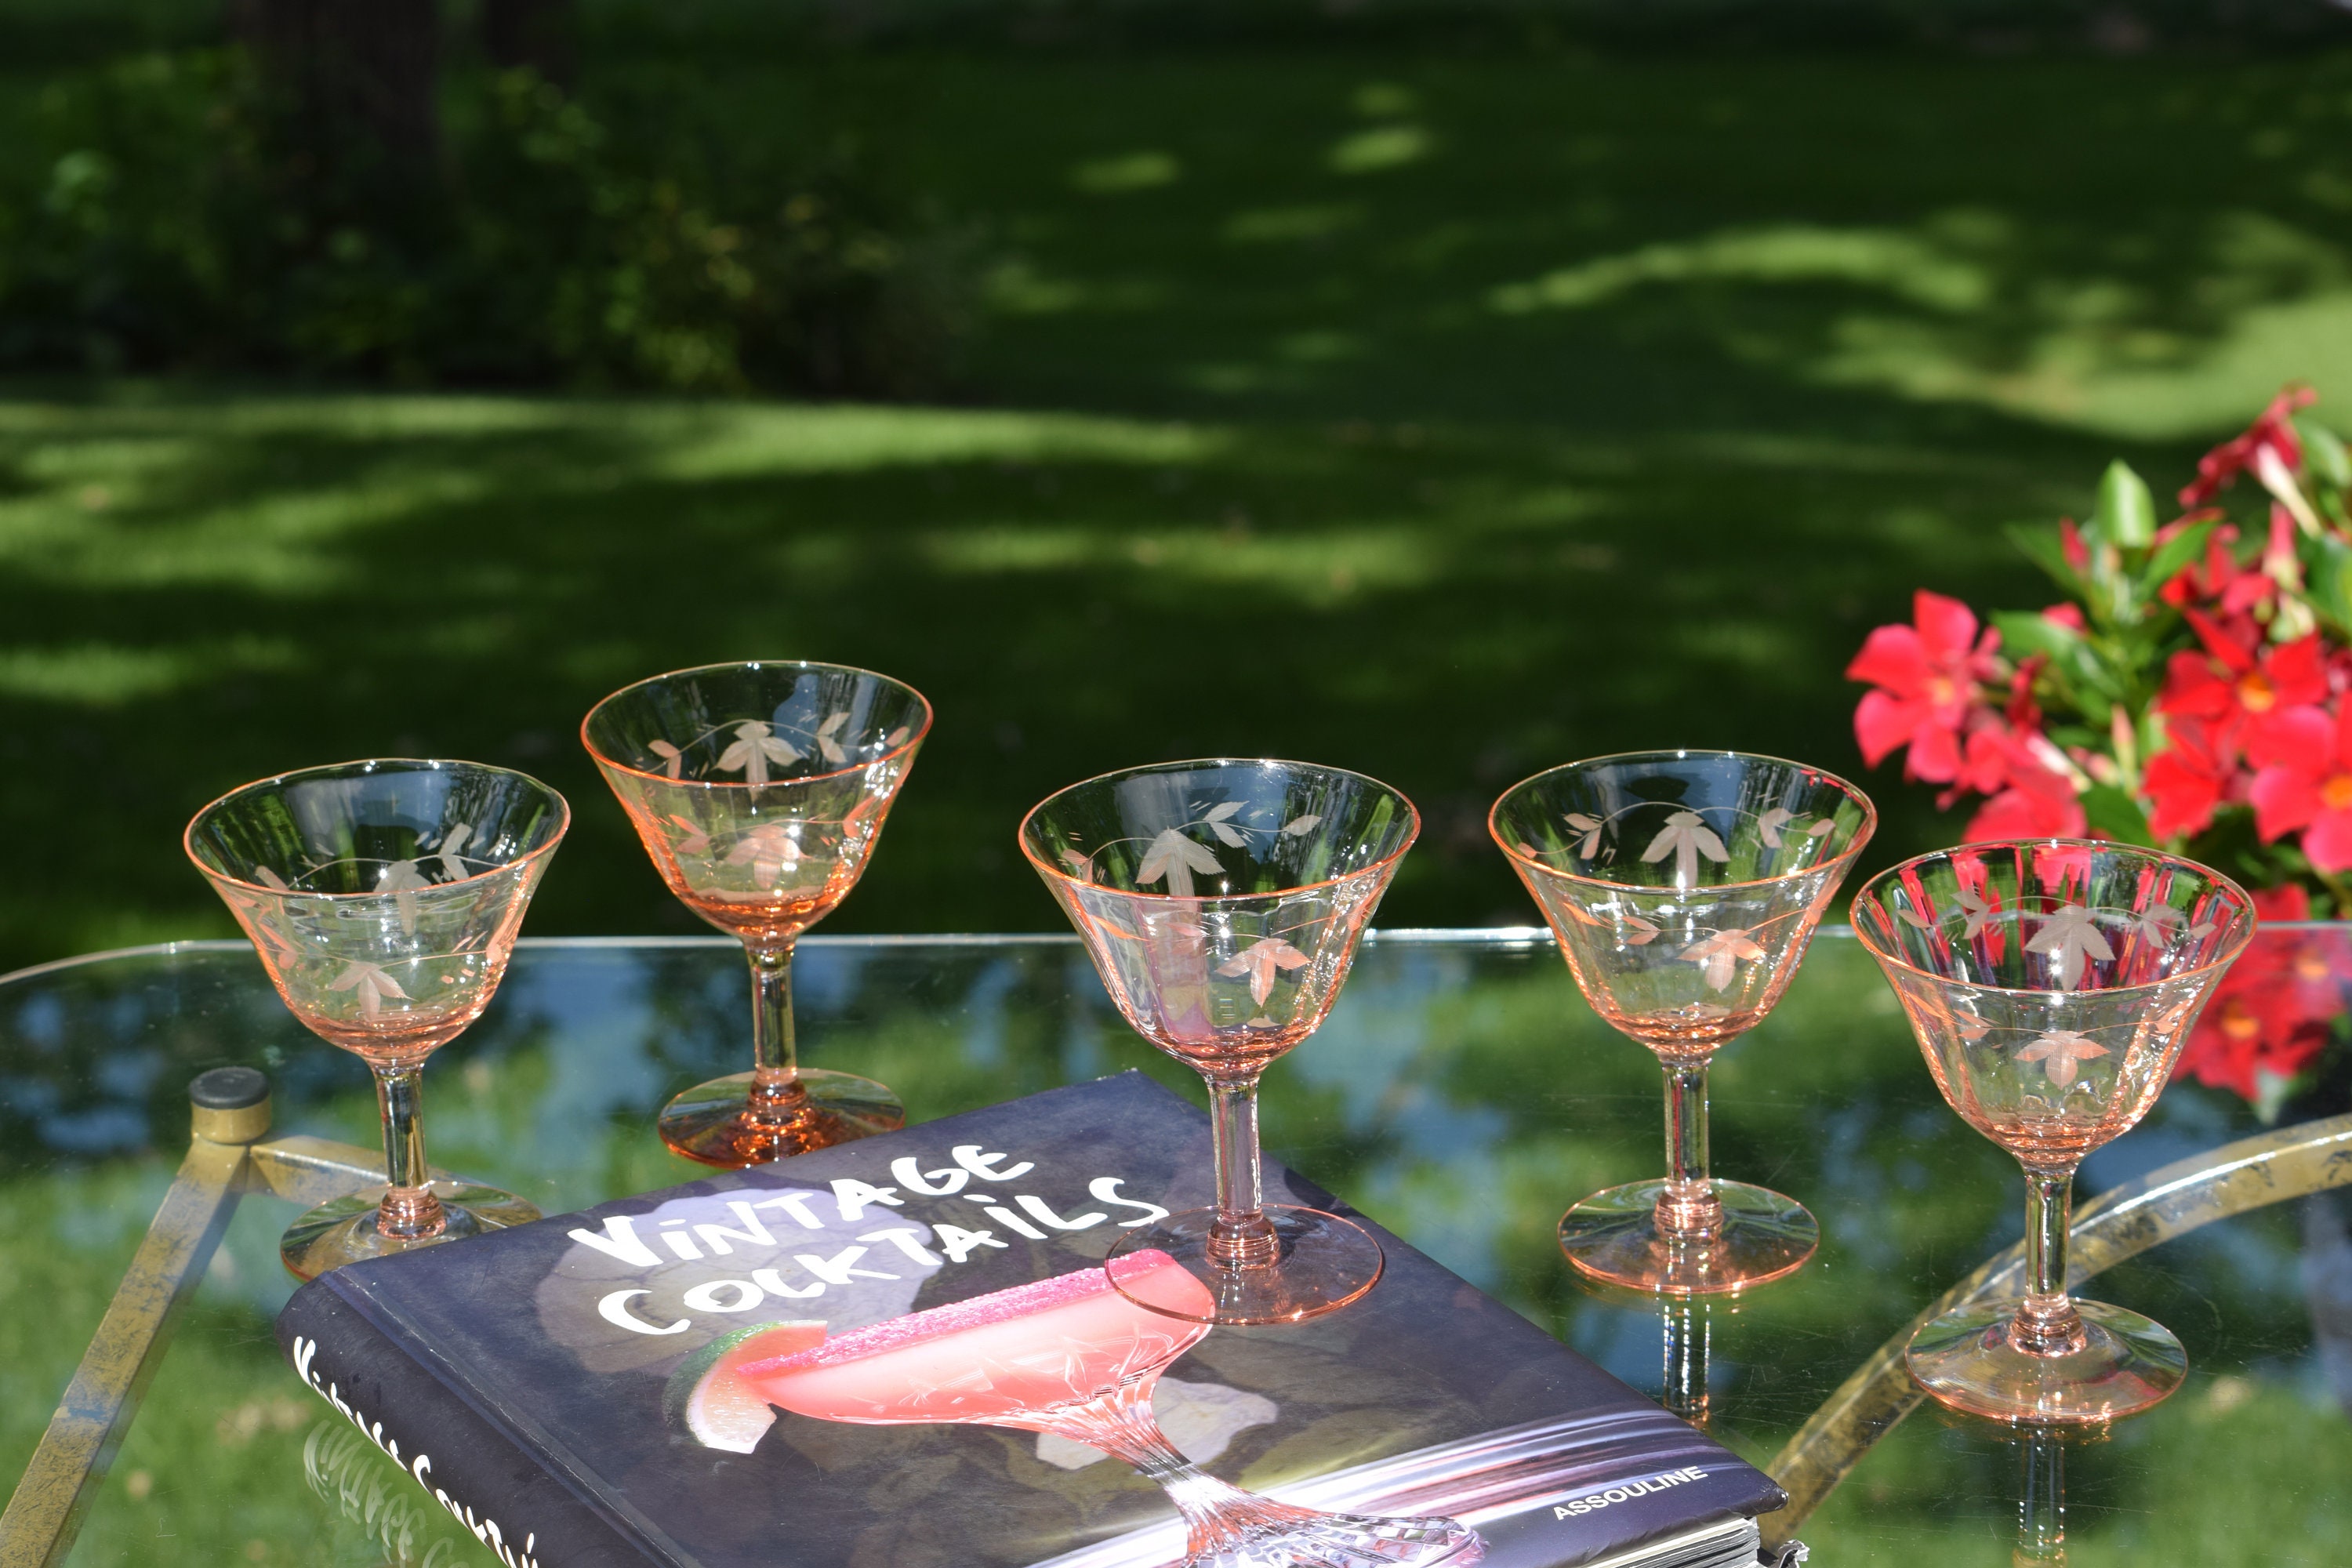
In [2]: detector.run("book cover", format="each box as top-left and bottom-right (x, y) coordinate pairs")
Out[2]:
(276, 1071), (1786, 1568)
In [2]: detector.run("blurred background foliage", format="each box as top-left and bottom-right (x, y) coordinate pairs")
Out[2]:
(0, 0), (2349, 970)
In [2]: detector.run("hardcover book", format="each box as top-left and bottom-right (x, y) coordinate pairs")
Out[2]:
(276, 1072), (1791, 1568)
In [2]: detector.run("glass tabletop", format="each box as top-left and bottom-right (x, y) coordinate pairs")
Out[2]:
(1, 928), (2345, 1566)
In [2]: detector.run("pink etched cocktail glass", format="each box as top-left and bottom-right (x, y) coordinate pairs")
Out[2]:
(1853, 840), (2254, 1423)
(184, 758), (568, 1279)
(583, 661), (931, 1167)
(1491, 751), (1875, 1296)
(1019, 760), (1417, 1326)
(744, 1253), (1481, 1568)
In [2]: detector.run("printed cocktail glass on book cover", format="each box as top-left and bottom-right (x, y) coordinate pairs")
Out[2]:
(582, 660), (931, 1167)
(743, 1252), (1477, 1567)
(185, 757), (568, 1279)
(1853, 840), (2254, 1423)
(275, 1073), (1789, 1568)
(1018, 759), (1415, 1326)
(1491, 752), (1875, 1296)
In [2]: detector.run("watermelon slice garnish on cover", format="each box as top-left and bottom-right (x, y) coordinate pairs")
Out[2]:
(663, 1321), (826, 1453)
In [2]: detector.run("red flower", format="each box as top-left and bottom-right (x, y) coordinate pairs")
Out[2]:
(2252, 884), (2311, 921)
(2157, 519), (2274, 616)
(1849, 590), (2002, 782)
(2143, 715), (2238, 840)
(2175, 927), (2344, 1102)
(2248, 702), (2352, 871)
(2180, 385), (2316, 510)
(1959, 727), (2087, 840)
(2155, 622), (2326, 743)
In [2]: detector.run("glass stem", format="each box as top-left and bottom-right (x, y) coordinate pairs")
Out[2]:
(2013, 1165), (2086, 1356)
(372, 1063), (445, 1239)
(1051, 1383), (1314, 1556)
(1657, 1058), (1723, 1237)
(1206, 1074), (1277, 1268)
(746, 939), (808, 1120)
(2016, 1427), (2067, 1565)
(1661, 1298), (1711, 1427)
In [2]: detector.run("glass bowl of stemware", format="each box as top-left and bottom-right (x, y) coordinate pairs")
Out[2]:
(1853, 839), (2254, 1423)
(185, 758), (568, 1279)
(1491, 750), (1875, 1296)
(1020, 758), (1417, 1327)
(583, 660), (931, 1167)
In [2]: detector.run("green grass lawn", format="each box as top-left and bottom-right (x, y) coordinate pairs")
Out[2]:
(1, 39), (2349, 968)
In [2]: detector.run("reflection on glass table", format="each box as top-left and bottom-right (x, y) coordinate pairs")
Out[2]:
(1, 928), (2349, 1567)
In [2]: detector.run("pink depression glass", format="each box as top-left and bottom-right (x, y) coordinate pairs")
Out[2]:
(742, 1252), (1481, 1568)
(1491, 751), (1875, 1296)
(1020, 759), (1417, 1326)
(583, 661), (931, 1167)
(1853, 840), (2255, 1424)
(184, 759), (568, 1279)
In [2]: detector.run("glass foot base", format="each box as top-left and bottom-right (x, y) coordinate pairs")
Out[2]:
(658, 1069), (905, 1167)
(1557, 1179), (1817, 1296)
(1109, 1206), (1385, 1327)
(1906, 1297), (2187, 1424)
(281, 1181), (540, 1281)
(1191, 1510), (1483, 1568)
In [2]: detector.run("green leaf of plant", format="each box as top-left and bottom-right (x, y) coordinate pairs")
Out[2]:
(2078, 783), (2155, 847)
(2139, 519), (2214, 593)
(2094, 459), (2157, 550)
(2300, 419), (2352, 490)
(2006, 523), (2084, 597)
(1990, 608), (2080, 661)
(2308, 534), (2352, 641)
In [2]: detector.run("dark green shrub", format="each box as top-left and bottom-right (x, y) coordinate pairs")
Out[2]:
(0, 49), (971, 394)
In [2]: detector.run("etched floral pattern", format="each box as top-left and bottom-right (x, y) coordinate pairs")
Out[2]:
(1495, 761), (1875, 1059)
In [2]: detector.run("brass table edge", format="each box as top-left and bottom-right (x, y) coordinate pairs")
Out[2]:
(0, 1082), (418, 1568)
(1760, 1109), (2352, 1545)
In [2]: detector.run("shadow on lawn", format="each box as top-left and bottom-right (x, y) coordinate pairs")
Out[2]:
(1, 53), (2350, 965)
(0, 383), (2172, 967)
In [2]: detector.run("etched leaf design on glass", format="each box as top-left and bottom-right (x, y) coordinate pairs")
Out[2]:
(1680, 927), (1764, 992)
(1955, 885), (1998, 938)
(717, 721), (802, 789)
(377, 858), (430, 935)
(1204, 800), (1247, 848)
(2025, 904), (2114, 989)
(1059, 848), (1092, 879)
(648, 739), (684, 780)
(1642, 811), (1729, 887)
(1279, 813), (1323, 837)
(1955, 1012), (1991, 1042)
(1898, 906), (1934, 930)
(1216, 936), (1312, 1007)
(1806, 818), (1835, 837)
(1563, 812), (1603, 859)
(2016, 1029), (2108, 1088)
(253, 865), (290, 891)
(1076, 905), (1143, 943)
(1756, 807), (1794, 849)
(1137, 827), (1222, 896)
(328, 960), (407, 1018)
(815, 713), (851, 765)
(884, 725), (912, 749)
(665, 814), (712, 857)
(1621, 912), (1660, 946)
(726, 823), (804, 891)
(428, 822), (473, 884)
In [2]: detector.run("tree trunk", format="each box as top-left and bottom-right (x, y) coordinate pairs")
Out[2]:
(228, 0), (442, 172)
(483, 0), (574, 87)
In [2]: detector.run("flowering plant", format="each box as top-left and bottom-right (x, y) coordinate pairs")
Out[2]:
(1848, 386), (2352, 1119)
